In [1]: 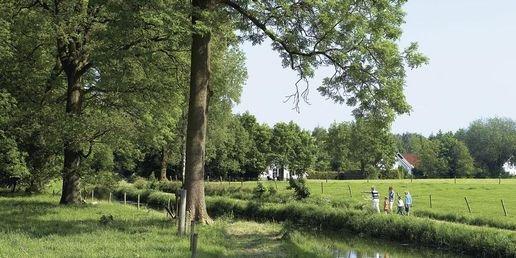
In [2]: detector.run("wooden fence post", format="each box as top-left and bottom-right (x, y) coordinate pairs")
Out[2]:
(124, 192), (127, 205)
(464, 197), (471, 213)
(191, 233), (198, 258)
(91, 189), (94, 202)
(499, 176), (501, 185)
(190, 221), (196, 250)
(137, 194), (140, 209)
(109, 192), (112, 203)
(321, 182), (324, 194)
(501, 199), (508, 216)
(348, 185), (352, 198)
(429, 194), (432, 208)
(178, 189), (187, 236)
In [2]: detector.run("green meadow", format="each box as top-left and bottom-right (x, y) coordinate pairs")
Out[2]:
(0, 193), (465, 258)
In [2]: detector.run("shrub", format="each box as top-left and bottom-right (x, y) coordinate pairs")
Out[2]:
(287, 178), (310, 199)
(268, 185), (277, 195)
(253, 182), (266, 199)
(133, 177), (148, 189)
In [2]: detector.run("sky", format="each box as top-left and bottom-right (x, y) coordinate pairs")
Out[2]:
(233, 0), (516, 136)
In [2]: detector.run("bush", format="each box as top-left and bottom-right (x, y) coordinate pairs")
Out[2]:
(287, 178), (310, 200)
(253, 182), (266, 199)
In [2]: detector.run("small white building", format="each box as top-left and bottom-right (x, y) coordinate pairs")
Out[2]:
(260, 164), (290, 181)
(503, 158), (516, 175)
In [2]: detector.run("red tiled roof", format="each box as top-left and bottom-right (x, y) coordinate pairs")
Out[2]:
(403, 153), (420, 167)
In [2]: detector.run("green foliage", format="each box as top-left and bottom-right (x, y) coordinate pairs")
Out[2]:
(459, 118), (516, 177)
(99, 214), (114, 226)
(287, 178), (310, 200)
(349, 118), (397, 178)
(252, 182), (267, 199)
(270, 122), (316, 174)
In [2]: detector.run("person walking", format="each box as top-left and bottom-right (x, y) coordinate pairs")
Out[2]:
(388, 186), (395, 213)
(369, 186), (380, 213)
(404, 191), (412, 215)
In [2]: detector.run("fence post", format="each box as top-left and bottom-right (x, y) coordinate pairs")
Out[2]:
(109, 192), (112, 203)
(348, 185), (352, 198)
(429, 194), (432, 208)
(137, 194), (140, 209)
(124, 192), (127, 205)
(190, 221), (196, 250)
(464, 197), (471, 213)
(502, 199), (508, 216)
(240, 178), (243, 187)
(454, 177), (456, 184)
(321, 182), (324, 194)
(178, 189), (187, 236)
(91, 189), (94, 202)
(191, 233), (198, 258)
(499, 176), (501, 185)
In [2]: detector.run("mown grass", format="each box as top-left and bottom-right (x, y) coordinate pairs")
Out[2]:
(0, 193), (464, 257)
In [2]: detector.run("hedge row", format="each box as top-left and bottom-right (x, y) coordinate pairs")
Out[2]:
(206, 197), (516, 257)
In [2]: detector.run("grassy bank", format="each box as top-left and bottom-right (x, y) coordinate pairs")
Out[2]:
(0, 193), (465, 257)
(206, 197), (516, 257)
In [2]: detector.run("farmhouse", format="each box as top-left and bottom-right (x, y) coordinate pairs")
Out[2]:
(393, 153), (419, 175)
(260, 165), (291, 181)
(503, 157), (516, 175)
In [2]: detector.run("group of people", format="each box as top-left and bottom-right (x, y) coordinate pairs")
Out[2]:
(369, 186), (412, 215)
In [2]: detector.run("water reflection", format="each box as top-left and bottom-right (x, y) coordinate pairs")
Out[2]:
(334, 250), (390, 258)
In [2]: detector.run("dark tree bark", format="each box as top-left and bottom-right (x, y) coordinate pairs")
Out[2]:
(185, 0), (213, 223)
(60, 68), (85, 204)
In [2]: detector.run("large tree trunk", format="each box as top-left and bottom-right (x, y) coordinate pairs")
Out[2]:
(60, 73), (84, 204)
(185, 0), (213, 223)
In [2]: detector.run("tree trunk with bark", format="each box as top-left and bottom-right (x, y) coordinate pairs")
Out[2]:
(60, 72), (84, 204)
(160, 146), (169, 181)
(185, 0), (213, 223)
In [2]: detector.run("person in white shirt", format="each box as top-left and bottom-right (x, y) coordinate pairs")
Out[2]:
(368, 186), (380, 213)
(396, 197), (405, 215)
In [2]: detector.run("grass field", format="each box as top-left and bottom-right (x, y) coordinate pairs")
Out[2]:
(226, 178), (516, 226)
(0, 193), (465, 257)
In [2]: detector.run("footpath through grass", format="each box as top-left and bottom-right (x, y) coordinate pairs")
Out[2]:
(0, 193), (464, 257)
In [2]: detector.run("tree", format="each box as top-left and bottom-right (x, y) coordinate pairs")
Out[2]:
(184, 0), (426, 221)
(349, 118), (397, 178)
(3, 0), (190, 201)
(326, 122), (354, 171)
(417, 139), (447, 178)
(433, 133), (474, 178)
(0, 91), (29, 191)
(311, 127), (331, 172)
(239, 112), (272, 179)
(459, 118), (516, 177)
(270, 122), (316, 175)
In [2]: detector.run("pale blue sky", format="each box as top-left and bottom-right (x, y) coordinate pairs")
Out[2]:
(233, 0), (516, 136)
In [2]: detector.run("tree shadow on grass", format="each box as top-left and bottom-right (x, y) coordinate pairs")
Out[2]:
(0, 195), (170, 238)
